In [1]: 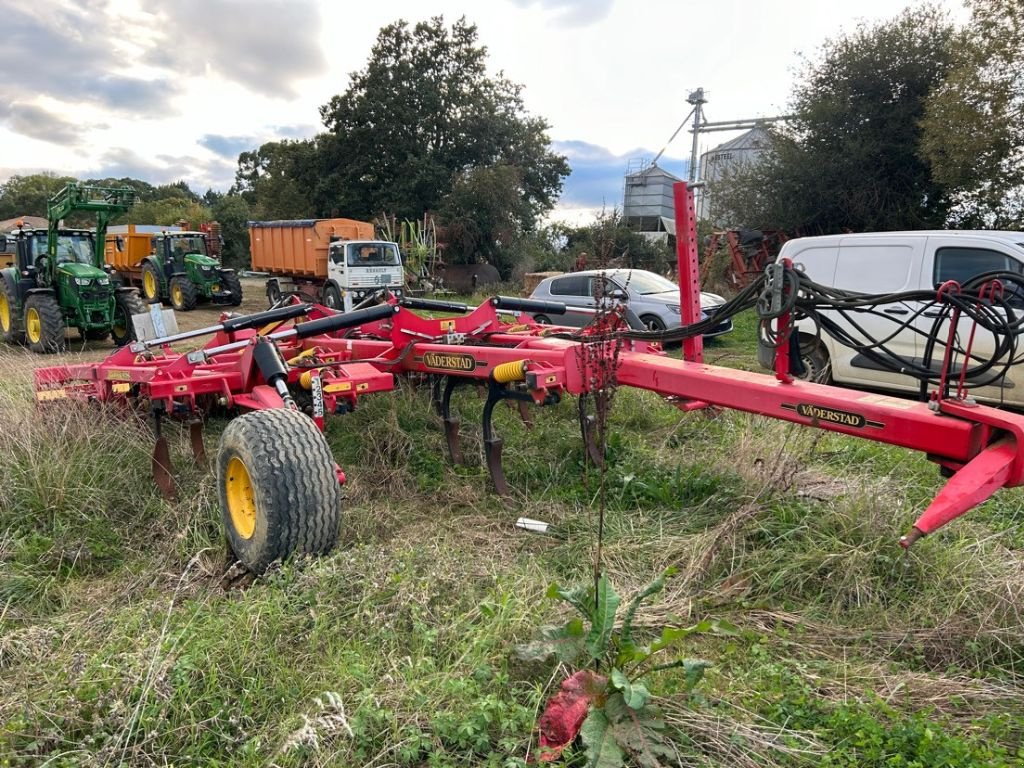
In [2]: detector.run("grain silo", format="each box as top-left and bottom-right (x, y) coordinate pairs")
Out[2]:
(696, 124), (772, 223)
(622, 160), (683, 243)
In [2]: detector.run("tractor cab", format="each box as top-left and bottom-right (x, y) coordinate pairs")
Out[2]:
(154, 232), (219, 276)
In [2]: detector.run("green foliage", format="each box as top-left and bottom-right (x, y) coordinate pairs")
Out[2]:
(232, 139), (316, 219)
(127, 197), (211, 227)
(210, 194), (253, 270)
(314, 16), (567, 224)
(713, 6), (957, 233)
(920, 0), (1024, 228)
(0, 172), (77, 219)
(563, 208), (674, 274)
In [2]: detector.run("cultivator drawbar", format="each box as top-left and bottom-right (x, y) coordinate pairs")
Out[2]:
(31, 183), (1024, 572)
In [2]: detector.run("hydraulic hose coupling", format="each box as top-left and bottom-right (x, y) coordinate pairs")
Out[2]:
(492, 360), (528, 384)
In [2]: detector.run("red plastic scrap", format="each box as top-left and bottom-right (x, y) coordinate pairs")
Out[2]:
(535, 669), (607, 762)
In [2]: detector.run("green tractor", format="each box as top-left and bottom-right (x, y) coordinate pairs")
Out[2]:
(136, 231), (242, 311)
(0, 184), (146, 353)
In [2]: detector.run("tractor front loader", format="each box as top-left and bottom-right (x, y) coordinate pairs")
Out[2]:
(0, 183), (146, 353)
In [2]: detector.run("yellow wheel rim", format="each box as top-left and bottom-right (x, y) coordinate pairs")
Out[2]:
(25, 307), (41, 344)
(226, 456), (257, 539)
(143, 270), (157, 299)
(172, 284), (183, 306)
(0, 292), (9, 333)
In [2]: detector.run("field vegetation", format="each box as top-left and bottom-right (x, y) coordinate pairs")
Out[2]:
(0, 306), (1022, 766)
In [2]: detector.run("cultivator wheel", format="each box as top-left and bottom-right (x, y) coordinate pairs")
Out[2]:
(217, 408), (342, 574)
(24, 293), (66, 353)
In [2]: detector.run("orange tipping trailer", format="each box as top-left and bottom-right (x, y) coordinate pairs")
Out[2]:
(249, 218), (375, 279)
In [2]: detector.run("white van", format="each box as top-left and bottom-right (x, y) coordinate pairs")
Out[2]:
(761, 231), (1024, 405)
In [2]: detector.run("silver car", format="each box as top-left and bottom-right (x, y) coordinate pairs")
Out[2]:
(527, 269), (732, 335)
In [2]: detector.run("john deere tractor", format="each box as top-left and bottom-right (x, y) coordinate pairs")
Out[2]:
(136, 231), (242, 311)
(0, 184), (146, 353)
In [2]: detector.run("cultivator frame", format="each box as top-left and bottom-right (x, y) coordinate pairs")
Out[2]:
(32, 183), (1024, 571)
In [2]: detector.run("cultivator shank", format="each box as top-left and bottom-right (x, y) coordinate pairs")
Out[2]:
(30, 182), (1024, 571)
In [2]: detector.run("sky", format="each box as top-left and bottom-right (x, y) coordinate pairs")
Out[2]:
(0, 0), (968, 222)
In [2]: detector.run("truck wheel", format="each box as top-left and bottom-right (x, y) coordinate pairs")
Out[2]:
(218, 408), (342, 574)
(222, 272), (243, 306)
(142, 262), (163, 303)
(112, 291), (146, 346)
(23, 293), (66, 353)
(798, 339), (832, 384)
(170, 276), (198, 311)
(266, 280), (282, 307)
(323, 285), (342, 310)
(0, 280), (24, 344)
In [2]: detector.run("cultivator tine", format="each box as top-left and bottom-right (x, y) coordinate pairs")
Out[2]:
(430, 375), (444, 417)
(517, 400), (534, 428)
(578, 395), (604, 467)
(441, 376), (464, 465)
(482, 386), (510, 496)
(152, 410), (177, 500)
(189, 420), (207, 467)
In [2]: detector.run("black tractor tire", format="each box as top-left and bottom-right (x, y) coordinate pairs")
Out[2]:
(322, 284), (342, 310)
(640, 314), (667, 331)
(112, 291), (147, 347)
(798, 338), (832, 384)
(23, 293), (66, 354)
(221, 271), (243, 306)
(0, 280), (25, 344)
(141, 261), (163, 304)
(169, 276), (198, 312)
(82, 328), (110, 341)
(217, 408), (342, 574)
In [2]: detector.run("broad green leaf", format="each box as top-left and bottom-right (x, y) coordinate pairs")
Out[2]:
(609, 668), (651, 710)
(514, 618), (586, 664)
(618, 568), (676, 662)
(547, 582), (594, 620)
(580, 709), (625, 768)
(683, 659), (711, 692)
(585, 573), (621, 662)
(604, 693), (671, 768)
(648, 618), (736, 654)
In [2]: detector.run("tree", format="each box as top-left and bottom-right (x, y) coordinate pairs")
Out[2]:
(0, 173), (78, 219)
(712, 6), (956, 233)
(127, 198), (212, 227)
(314, 16), (567, 224)
(211, 194), (253, 270)
(234, 140), (315, 219)
(920, 0), (1024, 227)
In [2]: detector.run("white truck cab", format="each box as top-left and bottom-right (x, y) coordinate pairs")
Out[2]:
(763, 231), (1024, 406)
(325, 239), (405, 312)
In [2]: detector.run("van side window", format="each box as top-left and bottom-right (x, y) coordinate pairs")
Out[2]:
(834, 244), (916, 292)
(550, 275), (588, 296)
(934, 247), (1020, 285)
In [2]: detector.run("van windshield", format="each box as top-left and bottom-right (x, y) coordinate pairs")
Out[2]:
(347, 243), (400, 267)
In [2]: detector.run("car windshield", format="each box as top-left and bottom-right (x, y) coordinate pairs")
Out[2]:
(620, 271), (678, 295)
(52, 234), (95, 265)
(171, 236), (208, 256)
(347, 243), (400, 267)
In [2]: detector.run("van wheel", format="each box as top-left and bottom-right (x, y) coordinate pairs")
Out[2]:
(799, 339), (832, 384)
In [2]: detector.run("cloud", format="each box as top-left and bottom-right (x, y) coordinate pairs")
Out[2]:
(272, 124), (319, 140)
(82, 148), (237, 192)
(139, 0), (327, 99)
(553, 140), (688, 207)
(199, 134), (257, 159)
(508, 0), (614, 26)
(0, 4), (180, 115)
(0, 102), (82, 146)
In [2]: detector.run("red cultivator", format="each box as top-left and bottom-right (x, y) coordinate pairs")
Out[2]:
(32, 183), (1024, 573)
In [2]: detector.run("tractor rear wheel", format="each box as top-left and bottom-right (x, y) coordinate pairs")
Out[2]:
(142, 262), (163, 303)
(24, 293), (66, 353)
(217, 408), (342, 574)
(222, 272), (243, 306)
(112, 291), (146, 346)
(170, 276), (198, 311)
(0, 280), (24, 344)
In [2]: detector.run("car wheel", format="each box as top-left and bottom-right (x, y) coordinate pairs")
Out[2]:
(533, 314), (551, 325)
(640, 314), (666, 331)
